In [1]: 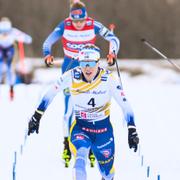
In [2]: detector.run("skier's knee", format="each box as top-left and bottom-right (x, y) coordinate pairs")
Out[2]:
(74, 147), (88, 168)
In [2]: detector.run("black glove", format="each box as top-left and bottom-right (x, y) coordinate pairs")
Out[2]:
(128, 126), (139, 152)
(28, 111), (43, 135)
(44, 55), (54, 67)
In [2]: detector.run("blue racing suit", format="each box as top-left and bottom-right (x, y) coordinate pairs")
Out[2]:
(70, 117), (115, 179)
(35, 67), (135, 180)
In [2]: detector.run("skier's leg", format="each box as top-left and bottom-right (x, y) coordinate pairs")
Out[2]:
(93, 122), (115, 180)
(6, 61), (15, 100)
(95, 144), (115, 180)
(73, 147), (89, 180)
(6, 46), (15, 100)
(6, 46), (15, 85)
(70, 121), (91, 180)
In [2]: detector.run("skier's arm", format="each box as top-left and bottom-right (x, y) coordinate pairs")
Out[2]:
(109, 73), (139, 152)
(109, 73), (135, 126)
(94, 21), (120, 55)
(28, 70), (72, 135)
(12, 28), (32, 44)
(42, 21), (64, 57)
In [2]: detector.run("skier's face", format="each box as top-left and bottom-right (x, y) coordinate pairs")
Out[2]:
(72, 19), (86, 30)
(80, 61), (99, 82)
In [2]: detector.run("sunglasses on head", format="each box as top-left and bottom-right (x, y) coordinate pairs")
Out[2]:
(79, 61), (98, 68)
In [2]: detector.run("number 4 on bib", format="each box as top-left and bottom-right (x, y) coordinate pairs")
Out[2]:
(88, 98), (96, 107)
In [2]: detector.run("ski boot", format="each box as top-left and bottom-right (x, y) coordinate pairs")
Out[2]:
(102, 178), (114, 180)
(89, 149), (95, 167)
(9, 85), (14, 101)
(62, 137), (71, 168)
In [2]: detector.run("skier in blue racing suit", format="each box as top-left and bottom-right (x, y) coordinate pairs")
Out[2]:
(28, 44), (139, 180)
(0, 17), (32, 100)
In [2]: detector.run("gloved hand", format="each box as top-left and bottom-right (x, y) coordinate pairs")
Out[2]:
(107, 52), (116, 66)
(44, 55), (54, 67)
(28, 111), (43, 135)
(128, 126), (139, 152)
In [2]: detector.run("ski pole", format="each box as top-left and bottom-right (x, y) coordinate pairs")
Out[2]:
(109, 24), (123, 89)
(141, 38), (180, 71)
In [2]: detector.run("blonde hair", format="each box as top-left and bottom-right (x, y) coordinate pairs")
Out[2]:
(70, 0), (85, 9)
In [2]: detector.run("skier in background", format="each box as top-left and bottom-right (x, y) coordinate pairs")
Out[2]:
(28, 44), (139, 180)
(42, 1), (120, 166)
(0, 17), (32, 100)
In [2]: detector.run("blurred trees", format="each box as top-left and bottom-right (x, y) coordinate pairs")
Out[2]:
(1, 0), (180, 58)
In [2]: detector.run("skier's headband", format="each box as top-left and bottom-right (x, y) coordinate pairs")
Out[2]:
(78, 45), (100, 62)
(70, 7), (87, 21)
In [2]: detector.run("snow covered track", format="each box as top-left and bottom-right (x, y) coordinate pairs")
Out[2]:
(0, 63), (180, 179)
